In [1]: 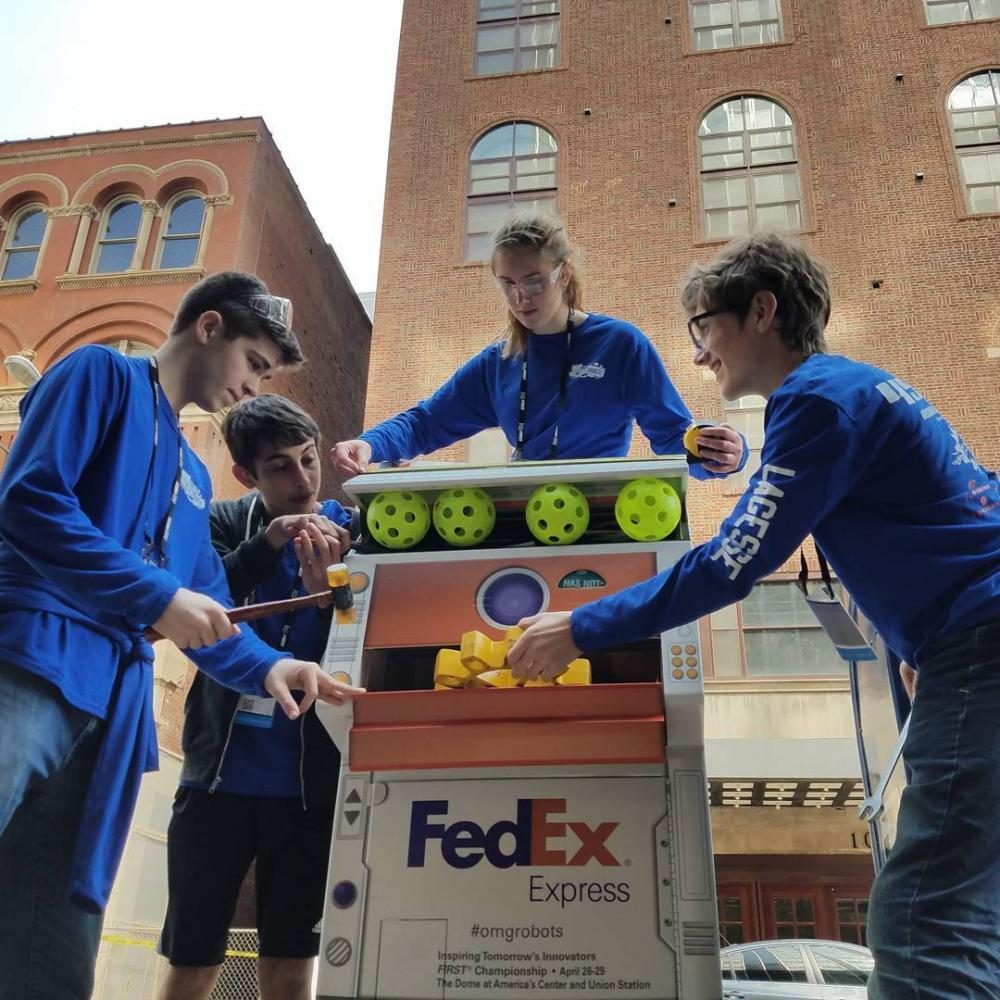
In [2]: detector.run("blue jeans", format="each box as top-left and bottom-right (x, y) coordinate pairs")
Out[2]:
(867, 613), (1000, 999)
(0, 664), (105, 1000)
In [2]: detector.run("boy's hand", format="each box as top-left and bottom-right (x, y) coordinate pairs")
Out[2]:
(294, 522), (347, 595)
(264, 512), (349, 552)
(152, 588), (240, 649)
(697, 424), (744, 473)
(507, 611), (580, 682)
(331, 439), (373, 478)
(264, 659), (365, 718)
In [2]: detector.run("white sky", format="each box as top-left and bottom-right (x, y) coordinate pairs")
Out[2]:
(2, 0), (404, 293)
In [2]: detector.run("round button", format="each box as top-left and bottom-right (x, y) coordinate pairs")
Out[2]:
(678, 625), (692, 637)
(672, 657), (683, 667)
(671, 644), (682, 655)
(331, 880), (358, 909)
(685, 644), (697, 654)
(672, 669), (684, 680)
(686, 657), (698, 667)
(687, 668), (700, 680)
(332, 671), (353, 685)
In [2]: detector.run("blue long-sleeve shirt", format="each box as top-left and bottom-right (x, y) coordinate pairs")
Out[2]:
(0, 346), (286, 911)
(360, 313), (745, 479)
(572, 354), (1000, 667)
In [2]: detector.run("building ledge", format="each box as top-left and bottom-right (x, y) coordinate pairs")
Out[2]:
(56, 267), (205, 291)
(0, 278), (39, 296)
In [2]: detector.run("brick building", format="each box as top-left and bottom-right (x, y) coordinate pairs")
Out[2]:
(366, 0), (999, 946)
(0, 117), (370, 960)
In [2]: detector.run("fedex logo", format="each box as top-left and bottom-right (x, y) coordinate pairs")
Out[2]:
(407, 799), (621, 870)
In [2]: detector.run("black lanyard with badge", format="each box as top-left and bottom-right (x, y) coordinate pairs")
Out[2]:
(140, 358), (185, 569)
(512, 308), (576, 462)
(233, 494), (305, 728)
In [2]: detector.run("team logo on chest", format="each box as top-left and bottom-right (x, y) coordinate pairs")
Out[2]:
(569, 362), (606, 380)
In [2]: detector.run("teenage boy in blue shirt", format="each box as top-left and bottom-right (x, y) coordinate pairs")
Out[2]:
(509, 234), (1000, 999)
(159, 395), (354, 1000)
(0, 273), (362, 1000)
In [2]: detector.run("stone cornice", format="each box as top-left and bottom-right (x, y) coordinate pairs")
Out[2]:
(47, 204), (98, 219)
(0, 129), (261, 166)
(55, 267), (204, 291)
(0, 278), (39, 295)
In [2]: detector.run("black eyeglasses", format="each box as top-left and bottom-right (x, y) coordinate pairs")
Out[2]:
(687, 308), (729, 352)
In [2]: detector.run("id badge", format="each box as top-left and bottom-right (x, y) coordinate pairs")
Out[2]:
(804, 590), (878, 662)
(234, 695), (277, 729)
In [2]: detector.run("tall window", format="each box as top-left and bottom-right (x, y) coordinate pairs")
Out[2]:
(699, 96), (802, 240)
(94, 198), (142, 273)
(691, 0), (783, 50)
(741, 581), (847, 676)
(1, 205), (47, 281)
(948, 70), (1000, 214)
(475, 0), (560, 76)
(157, 193), (205, 269)
(925, 0), (1000, 24)
(465, 121), (557, 260)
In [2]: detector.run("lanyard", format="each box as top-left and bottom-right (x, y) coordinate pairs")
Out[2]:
(512, 308), (576, 462)
(244, 493), (304, 652)
(141, 358), (185, 568)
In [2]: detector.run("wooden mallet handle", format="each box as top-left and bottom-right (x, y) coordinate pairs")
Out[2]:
(143, 590), (333, 643)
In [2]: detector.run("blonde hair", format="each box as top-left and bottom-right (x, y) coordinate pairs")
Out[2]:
(491, 211), (584, 359)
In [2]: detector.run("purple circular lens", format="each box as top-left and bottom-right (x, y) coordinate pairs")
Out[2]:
(481, 572), (546, 627)
(332, 880), (358, 909)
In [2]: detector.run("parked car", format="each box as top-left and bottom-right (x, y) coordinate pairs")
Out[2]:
(722, 939), (873, 999)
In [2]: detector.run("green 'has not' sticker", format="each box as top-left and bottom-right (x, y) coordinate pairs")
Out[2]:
(558, 570), (606, 589)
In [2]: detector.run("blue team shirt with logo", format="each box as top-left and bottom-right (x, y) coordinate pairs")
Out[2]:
(572, 353), (1000, 666)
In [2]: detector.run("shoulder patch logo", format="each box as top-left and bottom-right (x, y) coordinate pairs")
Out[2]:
(181, 468), (206, 509)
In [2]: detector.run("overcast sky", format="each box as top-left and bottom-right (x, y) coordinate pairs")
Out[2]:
(2, 0), (404, 293)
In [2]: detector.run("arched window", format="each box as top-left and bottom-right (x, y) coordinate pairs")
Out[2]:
(93, 198), (143, 273)
(690, 0), (783, 51)
(698, 96), (802, 240)
(948, 70), (1000, 214)
(156, 193), (205, 269)
(465, 121), (557, 260)
(475, 0), (560, 76)
(1, 205), (47, 281)
(106, 339), (156, 358)
(925, 0), (1000, 24)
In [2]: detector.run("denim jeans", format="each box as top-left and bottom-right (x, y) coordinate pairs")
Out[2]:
(0, 664), (104, 1000)
(867, 613), (1000, 999)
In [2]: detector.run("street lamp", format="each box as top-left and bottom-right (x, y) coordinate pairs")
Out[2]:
(3, 350), (41, 387)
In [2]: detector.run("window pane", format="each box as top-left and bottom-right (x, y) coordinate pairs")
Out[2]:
(11, 208), (46, 247)
(96, 240), (137, 273)
(692, 1), (735, 28)
(519, 18), (557, 45)
(472, 125), (516, 160)
(514, 123), (557, 155)
(470, 161), (513, 194)
(477, 50), (516, 74)
(694, 25), (735, 49)
(960, 150), (1000, 185)
(745, 97), (791, 129)
(466, 194), (555, 261)
(160, 238), (199, 269)
(739, 21), (782, 45)
(479, 0), (517, 21)
(701, 99), (745, 135)
(2, 249), (39, 281)
(706, 207), (750, 239)
(521, 44), (558, 70)
(810, 944), (873, 986)
(968, 184), (1000, 213)
(523, 0), (559, 13)
(972, 0), (1000, 16)
(753, 170), (800, 204)
(757, 945), (809, 983)
(103, 200), (142, 240)
(739, 0), (779, 19)
(926, 1), (972, 22)
(948, 72), (999, 111)
(703, 175), (749, 208)
(745, 627), (847, 675)
(166, 196), (204, 236)
(478, 24), (517, 52)
(743, 580), (825, 626)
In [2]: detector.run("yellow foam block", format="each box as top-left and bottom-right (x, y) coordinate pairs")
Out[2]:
(557, 658), (592, 685)
(468, 668), (519, 689)
(460, 630), (507, 673)
(434, 648), (473, 688)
